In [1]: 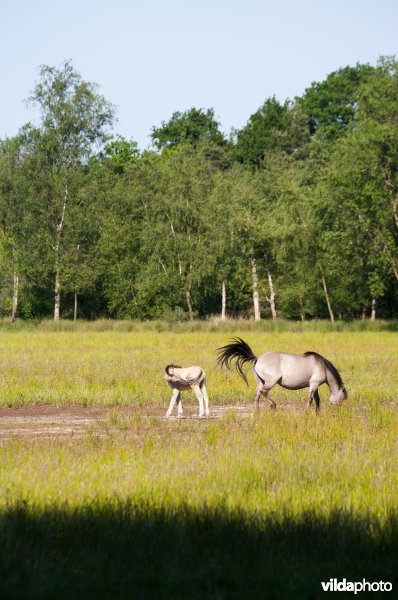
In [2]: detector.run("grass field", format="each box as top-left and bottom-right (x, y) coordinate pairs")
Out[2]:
(0, 321), (397, 598)
(0, 319), (397, 408)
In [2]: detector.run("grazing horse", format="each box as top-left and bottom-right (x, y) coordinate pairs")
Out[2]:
(164, 365), (210, 418)
(217, 338), (347, 412)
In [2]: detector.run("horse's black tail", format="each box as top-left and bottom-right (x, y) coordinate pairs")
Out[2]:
(216, 337), (257, 385)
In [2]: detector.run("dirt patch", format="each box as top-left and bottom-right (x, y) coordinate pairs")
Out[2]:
(0, 407), (101, 442)
(0, 405), (244, 440)
(0, 403), (305, 442)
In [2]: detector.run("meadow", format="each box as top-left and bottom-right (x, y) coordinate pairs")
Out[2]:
(0, 320), (397, 598)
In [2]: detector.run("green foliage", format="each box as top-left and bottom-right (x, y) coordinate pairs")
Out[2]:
(312, 58), (398, 315)
(234, 97), (310, 166)
(103, 135), (140, 173)
(298, 63), (375, 139)
(151, 107), (227, 150)
(0, 58), (397, 320)
(29, 60), (115, 165)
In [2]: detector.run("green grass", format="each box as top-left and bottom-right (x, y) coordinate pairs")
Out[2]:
(1, 412), (398, 598)
(1, 316), (398, 332)
(0, 325), (397, 597)
(0, 325), (396, 408)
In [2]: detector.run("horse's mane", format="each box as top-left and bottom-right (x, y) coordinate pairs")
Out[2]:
(304, 352), (343, 387)
(165, 364), (182, 376)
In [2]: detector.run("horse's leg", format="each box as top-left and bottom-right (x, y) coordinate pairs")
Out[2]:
(166, 388), (179, 418)
(314, 389), (320, 413)
(262, 388), (277, 409)
(307, 382), (320, 412)
(253, 384), (262, 410)
(176, 392), (183, 418)
(193, 384), (204, 418)
(200, 380), (210, 417)
(260, 380), (278, 410)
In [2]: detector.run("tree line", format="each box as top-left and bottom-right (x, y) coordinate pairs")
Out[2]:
(0, 57), (397, 321)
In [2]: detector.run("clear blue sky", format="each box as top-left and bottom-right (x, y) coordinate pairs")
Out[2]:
(2, 0), (397, 149)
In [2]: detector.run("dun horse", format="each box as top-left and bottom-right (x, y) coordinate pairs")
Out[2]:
(164, 365), (210, 418)
(217, 338), (347, 411)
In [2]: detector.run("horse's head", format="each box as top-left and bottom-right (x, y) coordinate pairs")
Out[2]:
(329, 385), (347, 405)
(165, 364), (181, 376)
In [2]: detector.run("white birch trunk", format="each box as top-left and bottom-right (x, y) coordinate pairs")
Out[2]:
(186, 289), (193, 321)
(168, 216), (182, 275)
(299, 296), (305, 321)
(53, 183), (68, 320)
(11, 270), (19, 324)
(370, 298), (376, 321)
(54, 272), (61, 321)
(221, 281), (226, 321)
(264, 254), (277, 321)
(393, 200), (398, 232)
(251, 257), (261, 321)
(385, 176), (398, 232)
(382, 245), (398, 282)
(74, 291), (78, 321)
(320, 266), (335, 323)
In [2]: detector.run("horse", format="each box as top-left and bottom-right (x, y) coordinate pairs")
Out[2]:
(217, 338), (347, 412)
(164, 364), (210, 418)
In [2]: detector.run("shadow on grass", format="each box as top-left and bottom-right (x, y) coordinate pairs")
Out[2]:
(1, 502), (397, 599)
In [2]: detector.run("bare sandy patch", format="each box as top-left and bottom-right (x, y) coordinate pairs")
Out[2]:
(0, 403), (305, 441)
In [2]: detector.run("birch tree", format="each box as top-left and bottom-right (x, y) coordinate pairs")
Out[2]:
(28, 61), (114, 319)
(0, 134), (37, 321)
(312, 61), (398, 318)
(0, 137), (22, 320)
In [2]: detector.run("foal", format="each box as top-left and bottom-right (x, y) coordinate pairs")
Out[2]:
(164, 364), (210, 418)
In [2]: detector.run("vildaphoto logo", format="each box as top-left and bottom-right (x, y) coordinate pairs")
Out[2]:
(321, 579), (392, 594)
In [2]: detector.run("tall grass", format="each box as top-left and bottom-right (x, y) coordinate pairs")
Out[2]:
(1, 410), (398, 597)
(2, 410), (398, 514)
(1, 317), (398, 332)
(0, 328), (396, 408)
(0, 327), (397, 596)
